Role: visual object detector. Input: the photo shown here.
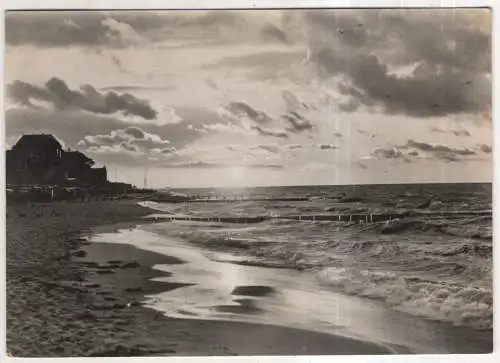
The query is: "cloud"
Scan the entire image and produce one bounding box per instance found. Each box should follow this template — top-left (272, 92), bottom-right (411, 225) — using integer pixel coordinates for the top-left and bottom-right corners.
top-left (198, 123), bottom-right (245, 134)
top-left (318, 144), bottom-right (337, 150)
top-left (162, 161), bottom-right (284, 169)
top-left (405, 139), bottom-right (476, 157)
top-left (287, 144), bottom-right (303, 150)
top-left (5, 108), bottom-right (201, 153)
top-left (101, 17), bottom-right (147, 46)
top-left (252, 144), bottom-right (280, 154)
top-left (6, 12), bottom-right (149, 48)
top-left (283, 112), bottom-right (314, 132)
top-left (225, 102), bottom-right (273, 124)
top-left (8, 78), bottom-right (158, 120)
top-left (479, 144), bottom-right (492, 154)
top-left (251, 125), bottom-right (288, 138)
top-left (338, 98), bottom-right (361, 112)
top-left (357, 129), bottom-right (376, 137)
top-left (6, 11), bottom-right (291, 48)
top-left (356, 161), bottom-right (368, 169)
top-left (371, 147), bottom-right (406, 159)
top-left (431, 126), bottom-right (471, 137)
top-left (367, 139), bottom-right (479, 163)
top-left (77, 127), bottom-right (173, 158)
top-left (99, 85), bottom-right (174, 92)
top-left (305, 9), bottom-right (491, 117)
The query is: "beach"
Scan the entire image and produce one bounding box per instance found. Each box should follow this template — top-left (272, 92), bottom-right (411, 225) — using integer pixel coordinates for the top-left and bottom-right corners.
top-left (6, 200), bottom-right (394, 357)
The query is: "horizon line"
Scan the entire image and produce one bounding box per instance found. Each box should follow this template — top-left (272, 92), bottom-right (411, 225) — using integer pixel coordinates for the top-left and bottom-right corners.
top-left (160, 180), bottom-right (492, 190)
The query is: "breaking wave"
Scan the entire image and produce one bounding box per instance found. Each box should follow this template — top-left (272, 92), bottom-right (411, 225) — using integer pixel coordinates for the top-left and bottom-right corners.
top-left (141, 183), bottom-right (492, 331)
top-left (315, 267), bottom-right (492, 330)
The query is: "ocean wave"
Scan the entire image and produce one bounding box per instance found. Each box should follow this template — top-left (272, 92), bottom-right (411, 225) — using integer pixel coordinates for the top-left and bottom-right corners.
top-left (375, 217), bottom-right (492, 240)
top-left (141, 184), bottom-right (492, 332)
top-left (315, 267), bottom-right (492, 330)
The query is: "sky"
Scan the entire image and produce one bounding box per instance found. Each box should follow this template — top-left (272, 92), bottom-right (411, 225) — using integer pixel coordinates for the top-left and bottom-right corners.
top-left (4, 9), bottom-right (492, 188)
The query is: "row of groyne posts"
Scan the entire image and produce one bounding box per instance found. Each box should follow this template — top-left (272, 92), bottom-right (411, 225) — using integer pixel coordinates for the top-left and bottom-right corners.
top-left (146, 210), bottom-right (492, 225)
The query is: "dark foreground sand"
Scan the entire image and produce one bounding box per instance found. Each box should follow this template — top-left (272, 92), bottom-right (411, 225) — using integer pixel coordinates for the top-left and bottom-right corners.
top-left (6, 200), bottom-right (394, 357)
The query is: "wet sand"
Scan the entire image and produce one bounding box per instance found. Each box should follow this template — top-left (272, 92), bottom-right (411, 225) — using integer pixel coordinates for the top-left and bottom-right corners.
top-left (87, 223), bottom-right (494, 355)
top-left (6, 200), bottom-right (393, 356)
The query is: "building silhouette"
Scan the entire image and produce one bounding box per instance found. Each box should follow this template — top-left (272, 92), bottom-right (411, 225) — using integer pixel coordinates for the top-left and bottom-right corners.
top-left (6, 134), bottom-right (108, 186)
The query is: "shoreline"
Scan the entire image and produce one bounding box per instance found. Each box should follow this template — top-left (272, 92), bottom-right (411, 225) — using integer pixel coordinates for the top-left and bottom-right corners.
top-left (6, 200), bottom-right (395, 356)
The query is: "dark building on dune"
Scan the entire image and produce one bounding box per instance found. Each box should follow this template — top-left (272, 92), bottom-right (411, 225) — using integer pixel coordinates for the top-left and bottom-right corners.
top-left (6, 134), bottom-right (108, 186)
top-left (61, 150), bottom-right (107, 185)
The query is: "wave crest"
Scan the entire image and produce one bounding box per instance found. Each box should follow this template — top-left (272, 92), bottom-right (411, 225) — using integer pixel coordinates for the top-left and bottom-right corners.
top-left (315, 267), bottom-right (492, 330)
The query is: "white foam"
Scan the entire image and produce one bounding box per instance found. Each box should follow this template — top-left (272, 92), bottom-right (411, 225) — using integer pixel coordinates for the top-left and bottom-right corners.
top-left (316, 267), bottom-right (492, 330)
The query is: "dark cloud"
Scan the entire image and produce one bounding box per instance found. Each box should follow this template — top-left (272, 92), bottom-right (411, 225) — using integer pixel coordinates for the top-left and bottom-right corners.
top-left (226, 102), bottom-right (273, 124)
top-left (6, 10), bottom-right (291, 48)
top-left (283, 112), bottom-right (314, 132)
top-left (371, 147), bottom-right (406, 160)
top-left (251, 125), bottom-right (288, 138)
top-left (356, 161), bottom-right (368, 169)
top-left (123, 126), bottom-right (145, 139)
top-left (431, 126), bottom-right (471, 137)
top-left (368, 139), bottom-right (479, 163)
top-left (337, 82), bottom-right (374, 112)
top-left (338, 99), bottom-right (361, 112)
top-left (453, 130), bottom-right (471, 137)
top-left (405, 139), bottom-right (476, 156)
top-left (479, 144), bottom-right (492, 154)
top-left (306, 9), bottom-right (491, 117)
top-left (6, 11), bottom-right (148, 48)
top-left (162, 161), bottom-right (283, 169)
top-left (8, 78), bottom-right (158, 120)
top-left (319, 144), bottom-right (337, 150)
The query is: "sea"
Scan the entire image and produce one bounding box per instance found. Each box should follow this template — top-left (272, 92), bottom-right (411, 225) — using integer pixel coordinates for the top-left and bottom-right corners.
top-left (90, 182), bottom-right (493, 353)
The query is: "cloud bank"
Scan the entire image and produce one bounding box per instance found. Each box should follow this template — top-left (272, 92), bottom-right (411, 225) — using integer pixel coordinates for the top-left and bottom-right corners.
top-left (77, 127), bottom-right (174, 157)
top-left (8, 78), bottom-right (158, 120)
top-left (305, 9), bottom-right (491, 117)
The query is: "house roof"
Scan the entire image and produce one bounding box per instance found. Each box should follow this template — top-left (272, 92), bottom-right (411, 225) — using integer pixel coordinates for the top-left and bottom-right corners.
top-left (62, 150), bottom-right (95, 166)
top-left (12, 134), bottom-right (63, 152)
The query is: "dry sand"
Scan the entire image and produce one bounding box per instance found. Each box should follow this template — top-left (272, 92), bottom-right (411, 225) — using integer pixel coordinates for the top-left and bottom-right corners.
top-left (6, 200), bottom-right (394, 357)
